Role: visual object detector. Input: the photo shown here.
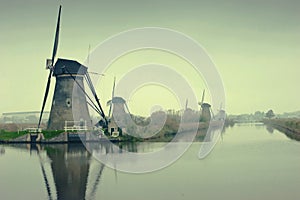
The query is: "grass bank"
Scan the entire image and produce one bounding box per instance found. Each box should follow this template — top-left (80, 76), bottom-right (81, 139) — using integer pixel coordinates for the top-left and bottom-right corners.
top-left (42, 130), bottom-right (65, 139)
top-left (0, 130), bottom-right (28, 141)
top-left (0, 130), bottom-right (65, 141)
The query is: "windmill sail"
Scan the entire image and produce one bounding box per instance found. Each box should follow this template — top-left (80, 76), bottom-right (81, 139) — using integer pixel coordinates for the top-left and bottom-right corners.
top-left (201, 89), bottom-right (205, 105)
top-left (108, 77), bottom-right (116, 118)
top-left (51, 5), bottom-right (61, 66)
top-left (185, 98), bottom-right (188, 110)
top-left (37, 6), bottom-right (62, 129)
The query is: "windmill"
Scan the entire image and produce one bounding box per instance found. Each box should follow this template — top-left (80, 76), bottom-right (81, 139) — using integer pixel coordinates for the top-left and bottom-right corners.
top-left (106, 78), bottom-right (131, 136)
top-left (198, 89), bottom-right (213, 122)
top-left (215, 102), bottom-right (226, 121)
top-left (37, 6), bottom-right (107, 131)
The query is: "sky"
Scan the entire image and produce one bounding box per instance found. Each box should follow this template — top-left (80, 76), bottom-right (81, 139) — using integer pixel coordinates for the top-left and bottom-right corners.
top-left (0, 0), bottom-right (299, 116)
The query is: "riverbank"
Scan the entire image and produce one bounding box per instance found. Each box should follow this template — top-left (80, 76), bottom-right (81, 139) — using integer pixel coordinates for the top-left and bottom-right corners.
top-left (0, 119), bottom-right (230, 144)
top-left (263, 118), bottom-right (300, 141)
top-left (0, 122), bottom-right (219, 144)
top-left (0, 131), bottom-right (107, 144)
top-left (0, 129), bottom-right (208, 144)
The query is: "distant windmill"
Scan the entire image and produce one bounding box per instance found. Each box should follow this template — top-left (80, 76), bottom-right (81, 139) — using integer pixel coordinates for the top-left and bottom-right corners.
top-left (106, 78), bottom-right (131, 136)
top-left (198, 89), bottom-right (212, 122)
top-left (215, 102), bottom-right (226, 121)
top-left (37, 6), bottom-right (107, 131)
top-left (185, 99), bottom-right (189, 110)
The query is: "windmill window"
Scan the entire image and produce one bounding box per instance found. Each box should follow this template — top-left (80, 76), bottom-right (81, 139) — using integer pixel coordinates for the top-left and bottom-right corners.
top-left (66, 98), bottom-right (71, 108)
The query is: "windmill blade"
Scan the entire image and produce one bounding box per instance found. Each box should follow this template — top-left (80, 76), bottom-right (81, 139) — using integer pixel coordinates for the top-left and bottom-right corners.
top-left (112, 76), bottom-right (116, 98)
top-left (210, 107), bottom-right (215, 119)
top-left (51, 5), bottom-right (62, 66)
top-left (87, 44), bottom-right (91, 64)
top-left (37, 150), bottom-right (54, 200)
top-left (200, 89), bottom-right (205, 105)
top-left (37, 6), bottom-right (62, 129)
top-left (108, 101), bottom-right (112, 118)
top-left (37, 72), bottom-right (53, 129)
top-left (87, 163), bottom-right (105, 200)
top-left (108, 77), bottom-right (116, 118)
top-left (73, 69), bottom-right (107, 124)
top-left (125, 102), bottom-right (132, 116)
top-left (185, 98), bottom-right (188, 110)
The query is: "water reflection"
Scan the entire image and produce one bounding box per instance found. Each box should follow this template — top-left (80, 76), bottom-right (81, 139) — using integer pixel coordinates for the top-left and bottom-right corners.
top-left (0, 146), bottom-right (4, 155)
top-left (198, 125), bottom-right (224, 159)
top-left (1, 124), bottom-right (300, 200)
top-left (81, 124), bottom-right (226, 173)
top-left (266, 125), bottom-right (274, 134)
top-left (45, 144), bottom-right (92, 200)
top-left (26, 143), bottom-right (106, 200)
top-left (27, 142), bottom-right (142, 200)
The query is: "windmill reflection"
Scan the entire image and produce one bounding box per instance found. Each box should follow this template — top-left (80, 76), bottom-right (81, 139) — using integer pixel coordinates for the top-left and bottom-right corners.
top-left (0, 147), bottom-right (5, 155)
top-left (35, 144), bottom-right (106, 200)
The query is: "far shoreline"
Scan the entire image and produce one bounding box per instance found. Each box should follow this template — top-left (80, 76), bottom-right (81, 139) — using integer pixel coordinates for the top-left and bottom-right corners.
top-left (263, 118), bottom-right (300, 141)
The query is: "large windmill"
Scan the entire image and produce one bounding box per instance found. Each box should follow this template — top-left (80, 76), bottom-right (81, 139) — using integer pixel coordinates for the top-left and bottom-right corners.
top-left (37, 6), bottom-right (106, 131)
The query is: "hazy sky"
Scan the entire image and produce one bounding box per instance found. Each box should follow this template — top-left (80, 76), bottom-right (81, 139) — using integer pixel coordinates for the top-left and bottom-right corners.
top-left (0, 0), bottom-right (299, 116)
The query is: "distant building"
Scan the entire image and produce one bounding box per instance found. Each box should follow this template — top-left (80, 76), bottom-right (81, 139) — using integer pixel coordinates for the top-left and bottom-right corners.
top-left (1, 111), bottom-right (50, 124)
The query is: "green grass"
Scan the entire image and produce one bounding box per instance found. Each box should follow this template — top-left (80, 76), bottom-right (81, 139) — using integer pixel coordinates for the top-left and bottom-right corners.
top-left (42, 130), bottom-right (65, 139)
top-left (0, 130), bottom-right (28, 141)
top-left (0, 129), bottom-right (65, 141)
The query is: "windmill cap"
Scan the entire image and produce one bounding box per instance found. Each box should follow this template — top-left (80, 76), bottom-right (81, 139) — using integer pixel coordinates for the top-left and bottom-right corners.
top-left (201, 103), bottom-right (211, 107)
top-left (107, 97), bottom-right (126, 105)
top-left (53, 58), bottom-right (87, 76)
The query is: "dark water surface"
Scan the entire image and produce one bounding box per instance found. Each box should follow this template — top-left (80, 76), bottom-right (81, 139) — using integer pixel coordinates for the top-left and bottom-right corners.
top-left (1, 123), bottom-right (300, 200)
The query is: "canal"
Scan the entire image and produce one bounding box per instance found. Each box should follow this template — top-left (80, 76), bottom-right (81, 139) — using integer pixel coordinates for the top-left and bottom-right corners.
top-left (1, 123), bottom-right (300, 200)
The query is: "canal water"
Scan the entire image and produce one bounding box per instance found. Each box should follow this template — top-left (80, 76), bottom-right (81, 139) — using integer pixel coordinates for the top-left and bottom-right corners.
top-left (1, 123), bottom-right (300, 200)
